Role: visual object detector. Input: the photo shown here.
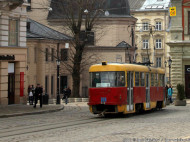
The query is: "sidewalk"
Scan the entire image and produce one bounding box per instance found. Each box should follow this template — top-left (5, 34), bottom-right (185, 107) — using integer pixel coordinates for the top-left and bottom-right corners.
top-left (0, 104), bottom-right (64, 118)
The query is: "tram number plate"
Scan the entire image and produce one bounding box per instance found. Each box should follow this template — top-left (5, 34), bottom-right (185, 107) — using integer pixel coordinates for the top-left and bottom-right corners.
top-left (101, 97), bottom-right (107, 104)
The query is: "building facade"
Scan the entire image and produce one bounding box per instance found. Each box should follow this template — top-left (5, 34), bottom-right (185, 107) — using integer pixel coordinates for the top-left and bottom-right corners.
top-left (167, 0), bottom-right (190, 98)
top-left (27, 0), bottom-right (137, 97)
top-left (131, 0), bottom-right (171, 83)
top-left (0, 0), bottom-right (28, 105)
top-left (26, 19), bottom-right (72, 101)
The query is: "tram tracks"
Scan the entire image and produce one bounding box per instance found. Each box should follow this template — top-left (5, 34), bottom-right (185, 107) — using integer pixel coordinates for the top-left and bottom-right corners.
top-left (0, 115), bottom-right (108, 139)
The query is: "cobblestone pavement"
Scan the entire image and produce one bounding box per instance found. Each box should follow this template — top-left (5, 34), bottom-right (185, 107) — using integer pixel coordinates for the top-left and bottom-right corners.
top-left (0, 102), bottom-right (190, 142)
top-left (0, 104), bottom-right (64, 118)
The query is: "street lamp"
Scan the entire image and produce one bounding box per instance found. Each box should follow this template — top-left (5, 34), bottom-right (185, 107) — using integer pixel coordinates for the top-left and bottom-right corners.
top-left (56, 59), bottom-right (60, 104)
top-left (168, 57), bottom-right (172, 85)
top-left (164, 60), bottom-right (167, 85)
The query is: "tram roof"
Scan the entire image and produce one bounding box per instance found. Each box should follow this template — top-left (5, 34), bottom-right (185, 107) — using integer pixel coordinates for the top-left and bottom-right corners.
top-left (89, 63), bottom-right (165, 74)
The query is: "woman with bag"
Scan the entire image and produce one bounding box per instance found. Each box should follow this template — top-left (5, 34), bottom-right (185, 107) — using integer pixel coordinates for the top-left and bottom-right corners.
top-left (28, 85), bottom-right (33, 105)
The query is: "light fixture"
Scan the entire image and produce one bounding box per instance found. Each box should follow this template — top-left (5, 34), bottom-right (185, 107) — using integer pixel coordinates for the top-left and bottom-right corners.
top-left (56, 59), bottom-right (60, 66)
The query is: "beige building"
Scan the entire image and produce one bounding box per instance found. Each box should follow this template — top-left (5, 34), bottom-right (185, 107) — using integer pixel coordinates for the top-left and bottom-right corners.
top-left (27, 0), bottom-right (137, 97)
top-left (26, 19), bottom-right (72, 100)
top-left (0, 0), bottom-right (28, 105)
top-left (131, 0), bottom-right (171, 83)
top-left (167, 0), bottom-right (190, 98)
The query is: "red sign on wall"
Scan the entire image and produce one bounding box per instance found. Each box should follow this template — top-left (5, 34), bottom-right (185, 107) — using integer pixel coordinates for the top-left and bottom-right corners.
top-left (20, 72), bottom-right (24, 97)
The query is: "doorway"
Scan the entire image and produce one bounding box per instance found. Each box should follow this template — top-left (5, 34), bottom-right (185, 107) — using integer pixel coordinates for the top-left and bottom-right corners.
top-left (8, 73), bottom-right (15, 104)
top-left (146, 73), bottom-right (150, 108)
top-left (185, 65), bottom-right (190, 98)
top-left (60, 76), bottom-right (67, 94)
top-left (127, 71), bottom-right (134, 111)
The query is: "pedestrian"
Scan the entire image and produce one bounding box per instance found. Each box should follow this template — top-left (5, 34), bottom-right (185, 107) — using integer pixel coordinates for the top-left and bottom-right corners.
top-left (33, 84), bottom-right (43, 108)
top-left (168, 85), bottom-right (173, 103)
top-left (28, 85), bottom-right (33, 105)
top-left (62, 86), bottom-right (68, 104)
top-left (165, 84), bottom-right (169, 100)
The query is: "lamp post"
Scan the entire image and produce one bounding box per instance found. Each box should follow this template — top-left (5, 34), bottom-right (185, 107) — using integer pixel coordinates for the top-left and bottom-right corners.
top-left (56, 42), bottom-right (60, 104)
top-left (56, 59), bottom-right (60, 104)
top-left (168, 57), bottom-right (172, 85)
top-left (164, 60), bottom-right (167, 85)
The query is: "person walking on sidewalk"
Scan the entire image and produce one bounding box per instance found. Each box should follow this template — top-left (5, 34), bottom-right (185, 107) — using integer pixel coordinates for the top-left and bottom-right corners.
top-left (168, 85), bottom-right (173, 103)
top-left (33, 84), bottom-right (43, 108)
top-left (28, 85), bottom-right (33, 105)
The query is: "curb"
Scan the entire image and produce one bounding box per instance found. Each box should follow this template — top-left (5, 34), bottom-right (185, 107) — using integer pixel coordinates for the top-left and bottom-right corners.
top-left (0, 106), bottom-right (64, 118)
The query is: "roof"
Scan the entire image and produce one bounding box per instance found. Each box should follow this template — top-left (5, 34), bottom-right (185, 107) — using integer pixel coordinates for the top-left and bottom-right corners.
top-left (27, 19), bottom-right (72, 40)
top-left (89, 63), bottom-right (165, 73)
top-left (128, 0), bottom-right (146, 11)
top-left (48, 0), bottom-right (132, 20)
top-left (116, 41), bottom-right (132, 48)
top-left (139, 0), bottom-right (170, 11)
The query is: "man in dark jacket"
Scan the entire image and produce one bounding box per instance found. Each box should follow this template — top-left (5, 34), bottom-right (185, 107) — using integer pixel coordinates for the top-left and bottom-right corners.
top-left (34, 84), bottom-right (43, 108)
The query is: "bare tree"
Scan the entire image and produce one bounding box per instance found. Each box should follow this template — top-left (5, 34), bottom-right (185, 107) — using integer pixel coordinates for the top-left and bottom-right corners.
top-left (45, 0), bottom-right (107, 97)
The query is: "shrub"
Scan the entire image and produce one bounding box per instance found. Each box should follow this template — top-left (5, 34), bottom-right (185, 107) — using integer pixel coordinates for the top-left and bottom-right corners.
top-left (176, 84), bottom-right (185, 100)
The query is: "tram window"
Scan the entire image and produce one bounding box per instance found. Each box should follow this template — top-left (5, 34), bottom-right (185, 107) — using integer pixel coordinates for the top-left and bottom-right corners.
top-left (151, 73), bottom-right (154, 86)
top-left (91, 72), bottom-right (101, 87)
top-left (90, 71), bottom-right (125, 88)
top-left (155, 74), bottom-right (158, 86)
top-left (140, 72), bottom-right (145, 86)
top-left (160, 74), bottom-right (165, 87)
top-left (135, 72), bottom-right (140, 86)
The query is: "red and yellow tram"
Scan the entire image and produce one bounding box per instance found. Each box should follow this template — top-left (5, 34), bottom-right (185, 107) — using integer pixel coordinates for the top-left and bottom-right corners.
top-left (88, 62), bottom-right (166, 115)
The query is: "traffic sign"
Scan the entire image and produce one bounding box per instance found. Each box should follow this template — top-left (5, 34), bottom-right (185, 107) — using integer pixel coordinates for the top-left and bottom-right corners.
top-left (170, 7), bottom-right (176, 16)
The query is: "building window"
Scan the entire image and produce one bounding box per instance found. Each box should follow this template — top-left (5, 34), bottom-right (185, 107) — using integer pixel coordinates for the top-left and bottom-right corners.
top-left (51, 75), bottom-right (54, 96)
top-left (45, 48), bottom-right (48, 61)
top-left (9, 19), bottom-right (18, 46)
top-left (142, 57), bottom-right (149, 63)
top-left (45, 76), bottom-right (49, 94)
top-left (156, 57), bottom-right (162, 67)
top-left (143, 22), bottom-right (149, 31)
top-left (51, 48), bottom-right (54, 61)
top-left (27, 0), bottom-right (31, 11)
top-left (79, 31), bottom-right (95, 45)
top-left (143, 39), bottom-right (149, 49)
top-left (156, 39), bottom-right (162, 49)
top-left (61, 49), bottom-right (68, 61)
top-left (155, 22), bottom-right (162, 31)
top-left (34, 47), bottom-right (37, 63)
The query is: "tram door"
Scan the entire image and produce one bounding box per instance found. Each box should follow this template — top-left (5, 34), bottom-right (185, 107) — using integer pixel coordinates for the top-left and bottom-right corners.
top-left (127, 72), bottom-right (134, 111)
top-left (146, 73), bottom-right (150, 108)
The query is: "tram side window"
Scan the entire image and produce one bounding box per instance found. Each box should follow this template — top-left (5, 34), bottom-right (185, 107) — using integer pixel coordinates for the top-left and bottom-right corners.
top-left (135, 72), bottom-right (140, 86)
top-left (91, 72), bottom-right (101, 87)
top-left (160, 74), bottom-right (165, 87)
top-left (117, 72), bottom-right (125, 87)
top-left (151, 73), bottom-right (154, 86)
top-left (155, 74), bottom-right (158, 86)
top-left (90, 71), bottom-right (125, 88)
top-left (140, 72), bottom-right (145, 86)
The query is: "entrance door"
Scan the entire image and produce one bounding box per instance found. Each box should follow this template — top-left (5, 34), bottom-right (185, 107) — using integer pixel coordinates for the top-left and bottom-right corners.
top-left (146, 73), bottom-right (150, 108)
top-left (185, 65), bottom-right (190, 99)
top-left (127, 72), bottom-right (134, 111)
top-left (185, 74), bottom-right (190, 98)
top-left (60, 76), bottom-right (67, 94)
top-left (8, 73), bottom-right (15, 104)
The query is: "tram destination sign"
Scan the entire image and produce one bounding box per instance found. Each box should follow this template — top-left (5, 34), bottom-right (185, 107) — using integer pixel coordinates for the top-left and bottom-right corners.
top-left (0, 55), bottom-right (15, 60)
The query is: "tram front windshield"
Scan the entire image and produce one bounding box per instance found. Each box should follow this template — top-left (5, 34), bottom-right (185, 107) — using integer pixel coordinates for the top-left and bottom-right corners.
top-left (90, 71), bottom-right (125, 88)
